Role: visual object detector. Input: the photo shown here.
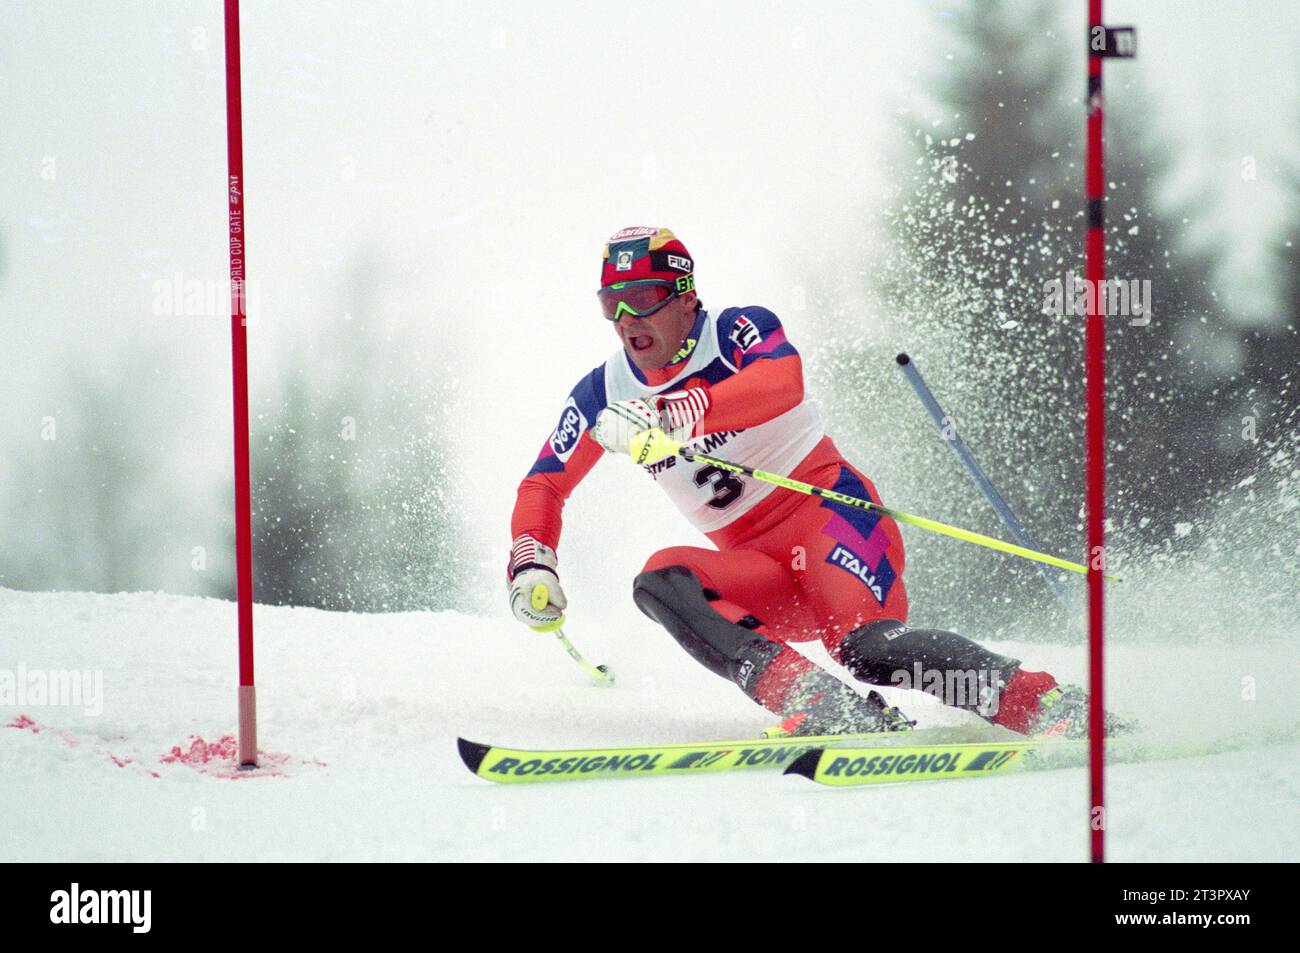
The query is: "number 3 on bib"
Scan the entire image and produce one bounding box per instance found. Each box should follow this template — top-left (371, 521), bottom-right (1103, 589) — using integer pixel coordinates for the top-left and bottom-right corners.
top-left (694, 463), bottom-right (745, 510)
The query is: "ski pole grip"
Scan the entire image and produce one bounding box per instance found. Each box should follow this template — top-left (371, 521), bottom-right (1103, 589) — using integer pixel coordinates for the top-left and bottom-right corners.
top-left (629, 427), bottom-right (682, 466)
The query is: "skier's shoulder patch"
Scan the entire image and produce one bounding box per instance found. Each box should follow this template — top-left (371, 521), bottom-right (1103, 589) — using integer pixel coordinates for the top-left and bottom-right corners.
top-left (729, 314), bottom-right (762, 353)
top-left (548, 399), bottom-right (586, 463)
top-left (717, 306), bottom-right (793, 367)
top-left (547, 364), bottom-right (605, 462)
top-left (719, 306), bottom-right (780, 346)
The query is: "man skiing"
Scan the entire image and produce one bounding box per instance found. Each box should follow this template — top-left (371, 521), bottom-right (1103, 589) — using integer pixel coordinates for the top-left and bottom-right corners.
top-left (507, 226), bottom-right (1102, 738)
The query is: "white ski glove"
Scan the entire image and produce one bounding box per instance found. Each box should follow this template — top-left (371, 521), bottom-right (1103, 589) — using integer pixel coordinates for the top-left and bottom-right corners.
top-left (507, 534), bottom-right (567, 631)
top-left (591, 399), bottom-right (659, 455)
top-left (591, 389), bottom-right (711, 456)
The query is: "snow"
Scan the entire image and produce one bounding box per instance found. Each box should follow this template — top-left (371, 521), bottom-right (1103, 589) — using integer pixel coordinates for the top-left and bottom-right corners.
top-left (2, 587), bottom-right (1296, 862)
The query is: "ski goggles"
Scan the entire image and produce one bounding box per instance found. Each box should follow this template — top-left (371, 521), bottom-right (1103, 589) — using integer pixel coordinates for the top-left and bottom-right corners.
top-left (597, 276), bottom-right (694, 322)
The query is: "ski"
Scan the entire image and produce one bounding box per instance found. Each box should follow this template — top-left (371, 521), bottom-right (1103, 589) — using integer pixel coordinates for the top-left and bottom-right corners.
top-left (781, 730), bottom-right (1283, 787)
top-left (456, 725), bottom-right (1021, 785)
top-left (783, 738), bottom-right (1082, 787)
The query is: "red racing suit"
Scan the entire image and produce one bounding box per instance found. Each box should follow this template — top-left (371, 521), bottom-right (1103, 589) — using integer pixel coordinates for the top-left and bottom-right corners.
top-left (511, 304), bottom-right (909, 661)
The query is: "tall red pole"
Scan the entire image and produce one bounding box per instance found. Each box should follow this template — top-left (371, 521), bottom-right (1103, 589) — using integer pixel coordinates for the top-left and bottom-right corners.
top-left (1084, 0), bottom-right (1106, 862)
top-left (224, 0), bottom-right (257, 768)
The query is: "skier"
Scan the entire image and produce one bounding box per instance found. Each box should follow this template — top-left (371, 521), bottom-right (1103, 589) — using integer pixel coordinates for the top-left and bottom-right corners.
top-left (507, 226), bottom-right (1108, 738)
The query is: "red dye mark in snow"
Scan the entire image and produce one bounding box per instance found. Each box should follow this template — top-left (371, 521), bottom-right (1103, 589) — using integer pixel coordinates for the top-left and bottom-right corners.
top-left (161, 735), bottom-right (240, 765)
top-left (159, 735), bottom-right (325, 780)
top-left (6, 713), bottom-right (152, 774)
top-left (6, 716), bottom-right (320, 781)
top-left (8, 713), bottom-right (77, 747)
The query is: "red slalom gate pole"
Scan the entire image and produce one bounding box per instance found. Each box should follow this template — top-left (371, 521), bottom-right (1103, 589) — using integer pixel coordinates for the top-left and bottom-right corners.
top-left (1083, 0), bottom-right (1137, 865)
top-left (1083, 6), bottom-right (1134, 864)
top-left (224, 0), bottom-right (257, 769)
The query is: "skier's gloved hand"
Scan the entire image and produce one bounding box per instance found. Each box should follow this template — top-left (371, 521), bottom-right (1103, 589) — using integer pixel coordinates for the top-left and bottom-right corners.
top-left (591, 399), bottom-right (660, 455)
top-left (507, 534), bottom-right (567, 631)
top-left (592, 388), bottom-right (711, 455)
top-left (655, 386), bottom-right (711, 441)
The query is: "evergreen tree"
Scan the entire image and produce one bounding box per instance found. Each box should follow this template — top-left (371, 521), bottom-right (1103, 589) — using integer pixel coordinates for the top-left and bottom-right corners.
top-left (811, 1), bottom-right (1280, 630)
top-left (252, 248), bottom-right (465, 612)
top-left (876, 2), bottom-right (1252, 550)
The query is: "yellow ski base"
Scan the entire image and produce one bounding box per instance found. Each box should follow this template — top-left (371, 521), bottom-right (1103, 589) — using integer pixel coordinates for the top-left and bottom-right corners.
top-left (784, 739), bottom-right (1083, 786)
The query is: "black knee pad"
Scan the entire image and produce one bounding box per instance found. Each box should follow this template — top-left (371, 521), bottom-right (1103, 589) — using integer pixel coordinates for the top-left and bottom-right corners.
top-left (632, 566), bottom-right (778, 684)
top-left (839, 619), bottom-right (1020, 687)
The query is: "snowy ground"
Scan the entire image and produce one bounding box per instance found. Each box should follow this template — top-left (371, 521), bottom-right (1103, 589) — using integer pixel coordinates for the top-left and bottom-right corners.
top-left (1, 587), bottom-right (1296, 862)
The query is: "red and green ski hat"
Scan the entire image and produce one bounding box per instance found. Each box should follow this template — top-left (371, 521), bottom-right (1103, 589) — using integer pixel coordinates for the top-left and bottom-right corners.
top-left (600, 226), bottom-right (695, 291)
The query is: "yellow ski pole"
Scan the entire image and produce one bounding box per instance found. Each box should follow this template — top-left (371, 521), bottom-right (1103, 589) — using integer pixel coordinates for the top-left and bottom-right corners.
top-left (628, 428), bottom-right (1121, 583)
top-left (526, 581), bottom-right (615, 685)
